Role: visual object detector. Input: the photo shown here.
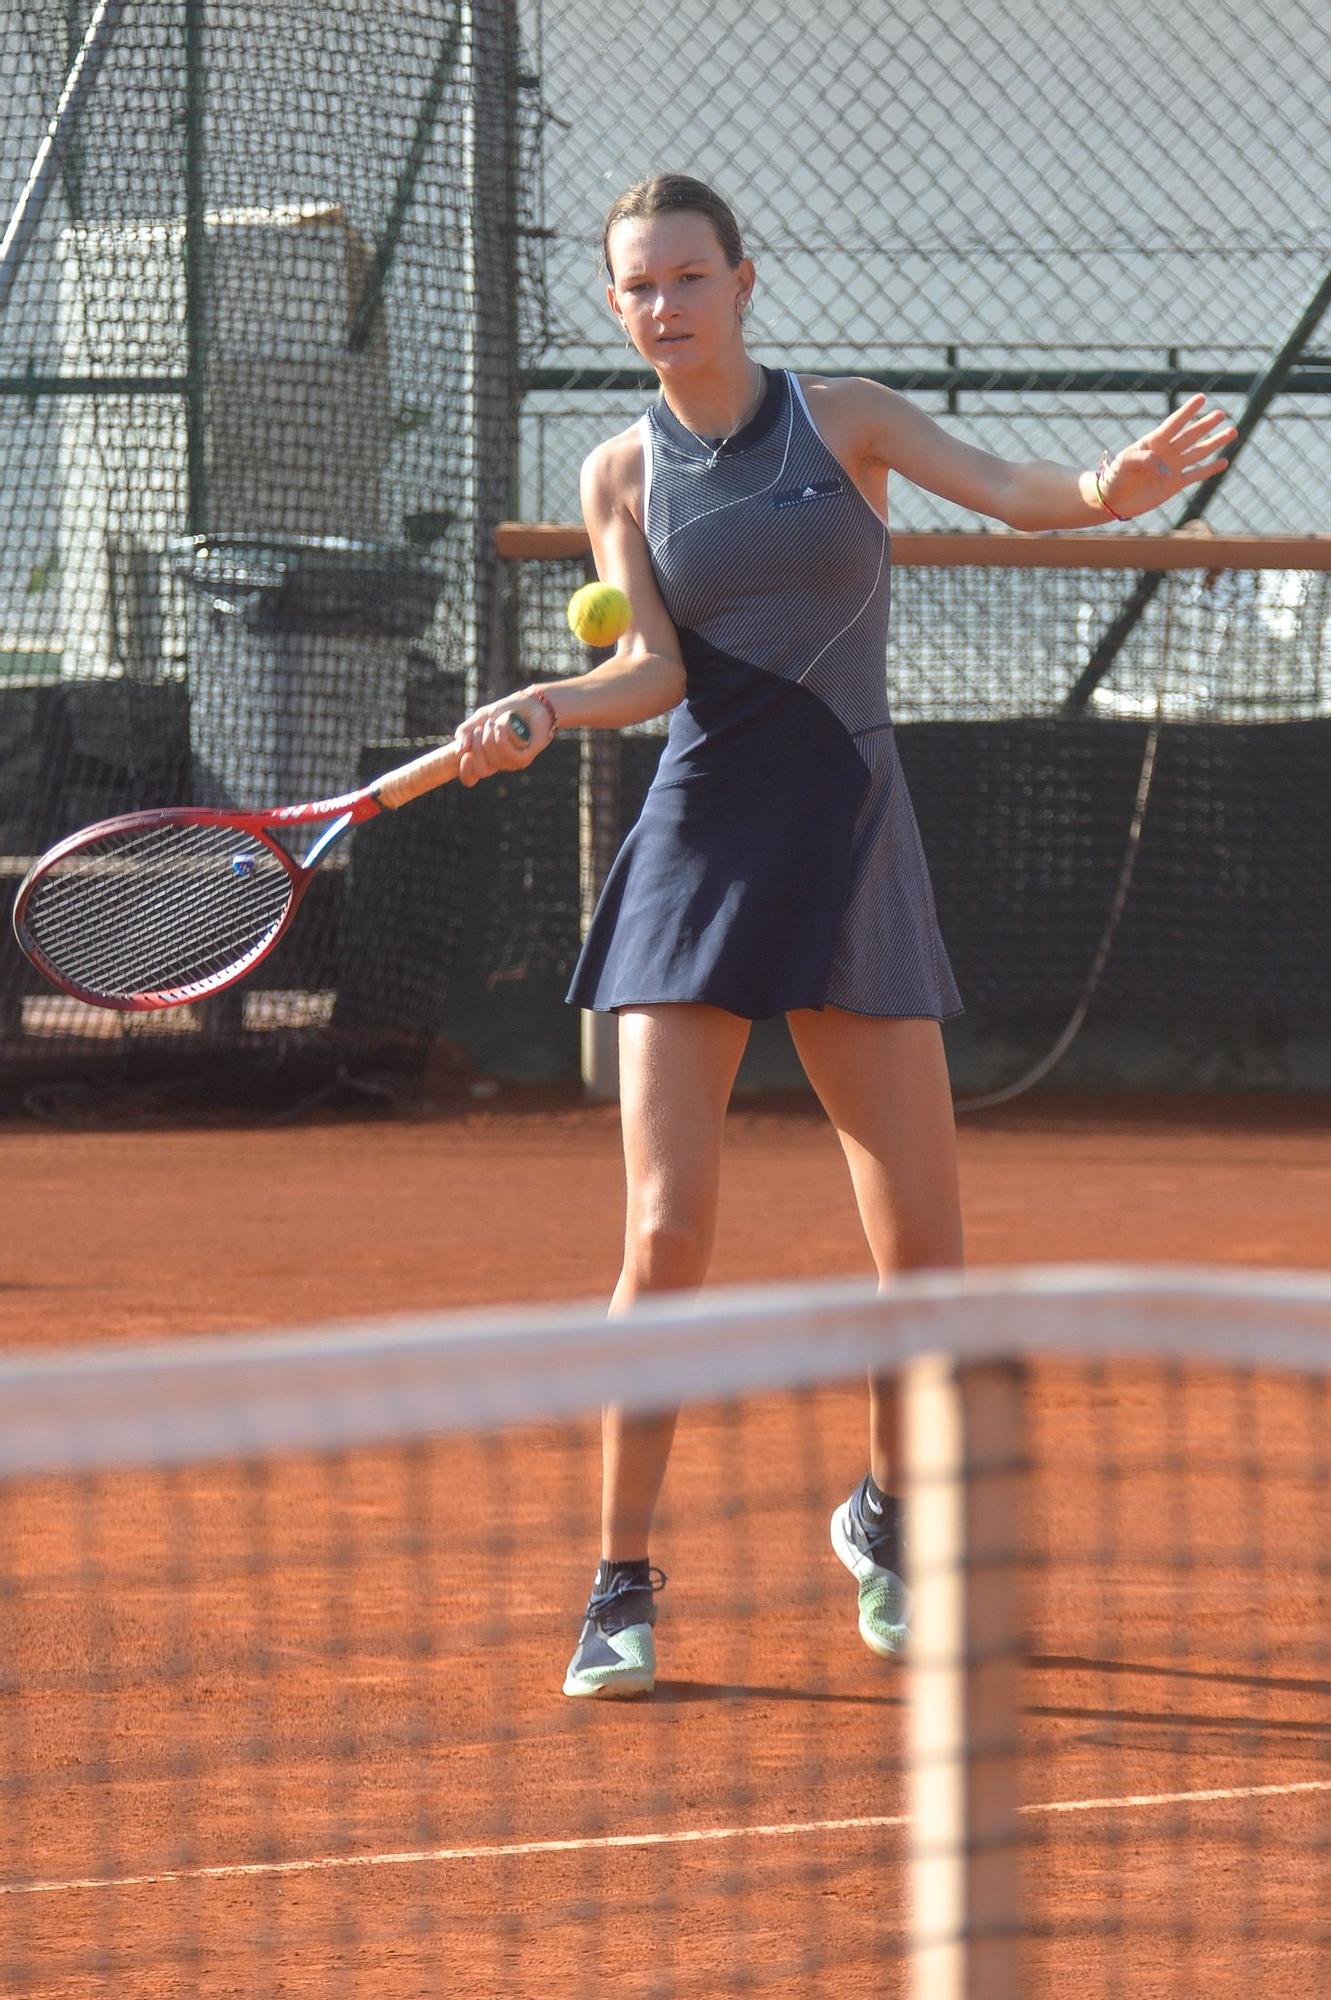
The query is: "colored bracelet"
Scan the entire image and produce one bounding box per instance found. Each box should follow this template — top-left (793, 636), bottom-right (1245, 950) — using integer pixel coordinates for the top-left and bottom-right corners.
top-left (527, 686), bottom-right (560, 739)
top-left (1095, 453), bottom-right (1127, 522)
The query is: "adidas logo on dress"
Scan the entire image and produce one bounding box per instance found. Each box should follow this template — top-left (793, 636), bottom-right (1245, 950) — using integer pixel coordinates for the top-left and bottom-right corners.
top-left (773, 475), bottom-right (845, 509)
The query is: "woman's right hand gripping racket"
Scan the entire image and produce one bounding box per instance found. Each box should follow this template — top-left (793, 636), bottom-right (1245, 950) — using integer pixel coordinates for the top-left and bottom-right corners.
top-left (11, 716), bottom-right (531, 1012)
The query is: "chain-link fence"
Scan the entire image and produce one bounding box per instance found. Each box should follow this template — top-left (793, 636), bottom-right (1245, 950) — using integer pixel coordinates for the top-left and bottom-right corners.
top-left (0, 1), bottom-right (527, 1099)
top-left (1, 2), bottom-right (1328, 1102)
top-left (503, 0), bottom-right (1331, 1092)
top-left (517, 0), bottom-right (1331, 534)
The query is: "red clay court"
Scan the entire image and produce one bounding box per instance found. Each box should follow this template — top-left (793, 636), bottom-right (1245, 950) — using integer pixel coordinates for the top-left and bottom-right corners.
top-left (2, 1092), bottom-right (1328, 1995)
top-left (3, 0), bottom-right (1330, 1989)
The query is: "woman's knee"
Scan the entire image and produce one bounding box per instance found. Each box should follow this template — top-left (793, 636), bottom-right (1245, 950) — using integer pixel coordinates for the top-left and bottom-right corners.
top-left (622, 1207), bottom-right (713, 1290)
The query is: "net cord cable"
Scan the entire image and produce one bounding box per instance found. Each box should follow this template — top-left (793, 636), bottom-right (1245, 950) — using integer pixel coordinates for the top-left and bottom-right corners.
top-left (3, 1263), bottom-right (1331, 1484)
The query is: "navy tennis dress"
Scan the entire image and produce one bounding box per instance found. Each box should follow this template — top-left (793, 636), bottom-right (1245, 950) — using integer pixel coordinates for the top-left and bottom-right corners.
top-left (566, 368), bottom-right (961, 1022)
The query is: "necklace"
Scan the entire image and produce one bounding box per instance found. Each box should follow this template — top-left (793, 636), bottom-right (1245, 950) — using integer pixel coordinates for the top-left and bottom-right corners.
top-left (667, 364), bottom-right (767, 469)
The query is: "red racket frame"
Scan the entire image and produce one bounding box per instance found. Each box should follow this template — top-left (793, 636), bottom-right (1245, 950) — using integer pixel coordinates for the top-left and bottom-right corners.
top-left (10, 726), bottom-right (520, 1011)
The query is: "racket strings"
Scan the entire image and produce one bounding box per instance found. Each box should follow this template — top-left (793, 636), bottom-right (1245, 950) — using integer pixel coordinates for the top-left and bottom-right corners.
top-left (21, 822), bottom-right (294, 1002)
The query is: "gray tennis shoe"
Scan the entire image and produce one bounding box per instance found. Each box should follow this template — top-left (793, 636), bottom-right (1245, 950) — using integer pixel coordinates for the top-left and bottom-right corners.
top-left (830, 1480), bottom-right (911, 1660)
top-left (563, 1565), bottom-right (666, 1698)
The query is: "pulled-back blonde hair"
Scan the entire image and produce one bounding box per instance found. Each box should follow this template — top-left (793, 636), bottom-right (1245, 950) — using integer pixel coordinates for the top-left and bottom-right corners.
top-left (601, 174), bottom-right (745, 282)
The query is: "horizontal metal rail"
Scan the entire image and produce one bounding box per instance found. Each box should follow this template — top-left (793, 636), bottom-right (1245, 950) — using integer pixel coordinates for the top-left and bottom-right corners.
top-left (521, 363), bottom-right (1331, 397)
top-left (0, 371), bottom-right (185, 399)
top-left (495, 523), bottom-right (1331, 570)
top-left (7, 364), bottom-right (1327, 404)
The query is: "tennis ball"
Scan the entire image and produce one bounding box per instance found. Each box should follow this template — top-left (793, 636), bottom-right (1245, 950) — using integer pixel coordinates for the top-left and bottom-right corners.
top-left (567, 581), bottom-right (632, 647)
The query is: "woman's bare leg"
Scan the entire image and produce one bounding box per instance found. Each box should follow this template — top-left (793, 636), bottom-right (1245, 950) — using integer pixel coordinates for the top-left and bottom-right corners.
top-left (785, 1009), bottom-right (964, 1488)
top-left (601, 1002), bottom-right (751, 1555)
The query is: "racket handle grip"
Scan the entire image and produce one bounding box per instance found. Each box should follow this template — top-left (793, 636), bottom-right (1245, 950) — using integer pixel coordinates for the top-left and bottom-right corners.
top-left (372, 741), bottom-right (463, 810)
top-left (370, 712), bottom-right (532, 811)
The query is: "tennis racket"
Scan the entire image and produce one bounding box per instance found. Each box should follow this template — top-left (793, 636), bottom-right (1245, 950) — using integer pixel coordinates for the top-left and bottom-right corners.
top-left (11, 715), bottom-right (529, 1011)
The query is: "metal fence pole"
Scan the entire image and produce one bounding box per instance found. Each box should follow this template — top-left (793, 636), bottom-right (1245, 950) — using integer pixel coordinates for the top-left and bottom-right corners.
top-left (0, 0), bottom-right (128, 315)
top-left (472, 0), bottom-right (521, 706)
top-left (182, 0), bottom-right (208, 535)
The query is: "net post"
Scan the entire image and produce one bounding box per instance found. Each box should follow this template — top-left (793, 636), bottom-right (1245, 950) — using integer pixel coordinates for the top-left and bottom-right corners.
top-left (906, 1354), bottom-right (1024, 1999)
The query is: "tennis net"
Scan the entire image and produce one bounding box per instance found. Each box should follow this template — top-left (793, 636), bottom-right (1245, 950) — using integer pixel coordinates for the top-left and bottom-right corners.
top-left (2, 1265), bottom-right (1330, 1997)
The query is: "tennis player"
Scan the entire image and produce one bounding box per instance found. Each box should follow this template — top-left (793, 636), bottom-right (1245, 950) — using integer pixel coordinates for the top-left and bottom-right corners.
top-left (455, 174), bottom-right (1235, 1697)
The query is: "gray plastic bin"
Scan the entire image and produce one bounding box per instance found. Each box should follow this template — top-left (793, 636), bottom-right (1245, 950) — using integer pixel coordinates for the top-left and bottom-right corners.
top-left (172, 535), bottom-right (446, 807)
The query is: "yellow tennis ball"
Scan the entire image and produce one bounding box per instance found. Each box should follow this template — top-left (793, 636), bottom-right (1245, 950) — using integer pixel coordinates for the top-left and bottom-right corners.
top-left (567, 581), bottom-right (632, 647)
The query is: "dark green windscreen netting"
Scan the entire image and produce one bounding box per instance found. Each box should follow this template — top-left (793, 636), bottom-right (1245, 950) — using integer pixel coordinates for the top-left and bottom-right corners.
top-left (1, 2), bottom-right (1328, 1104)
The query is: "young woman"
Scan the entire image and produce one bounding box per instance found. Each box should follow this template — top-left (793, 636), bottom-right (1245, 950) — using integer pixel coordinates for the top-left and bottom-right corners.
top-left (454, 174), bottom-right (1234, 1697)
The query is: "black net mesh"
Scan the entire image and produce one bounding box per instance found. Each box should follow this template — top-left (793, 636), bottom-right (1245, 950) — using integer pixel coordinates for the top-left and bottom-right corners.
top-left (2, 1274), bottom-right (1330, 1994)
top-left (0, 1), bottom-right (526, 1103)
top-left (2, 2), bottom-right (1330, 1106)
top-left (479, 539), bottom-right (1331, 1088)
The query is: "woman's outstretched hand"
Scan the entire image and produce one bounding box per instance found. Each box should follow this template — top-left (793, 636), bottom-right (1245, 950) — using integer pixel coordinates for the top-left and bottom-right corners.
top-left (1099, 393), bottom-right (1238, 520)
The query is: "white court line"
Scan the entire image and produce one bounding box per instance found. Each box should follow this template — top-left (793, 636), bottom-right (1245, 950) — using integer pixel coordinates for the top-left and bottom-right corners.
top-left (1032, 1777), bottom-right (1331, 1816)
top-left (5, 1776), bottom-right (1331, 1899)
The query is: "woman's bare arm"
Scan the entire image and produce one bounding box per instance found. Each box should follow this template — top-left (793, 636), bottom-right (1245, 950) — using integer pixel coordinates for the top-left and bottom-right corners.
top-left (808, 376), bottom-right (1234, 531)
top-left (535, 433), bottom-right (687, 728)
top-left (453, 429), bottom-right (687, 781)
